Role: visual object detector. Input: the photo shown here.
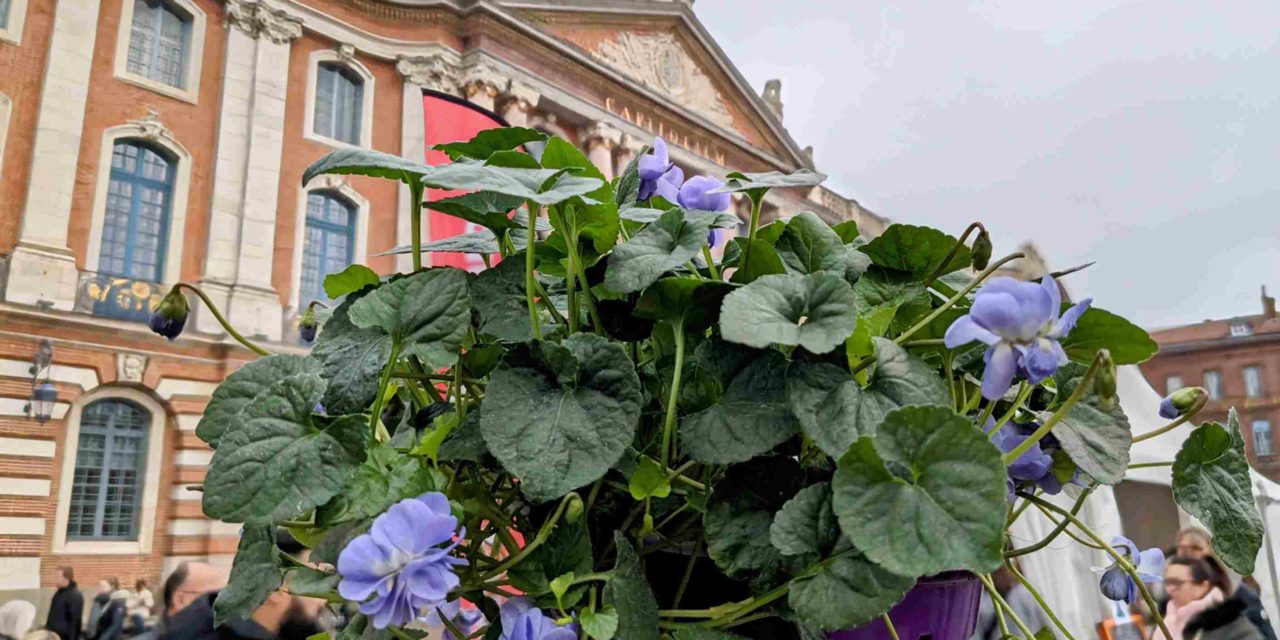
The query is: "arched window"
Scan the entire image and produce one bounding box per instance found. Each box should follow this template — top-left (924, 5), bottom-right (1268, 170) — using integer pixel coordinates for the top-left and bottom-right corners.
top-left (125, 0), bottom-right (192, 89)
top-left (67, 399), bottom-right (151, 540)
top-left (99, 140), bottom-right (175, 282)
top-left (301, 191), bottom-right (356, 304)
top-left (314, 63), bottom-right (363, 145)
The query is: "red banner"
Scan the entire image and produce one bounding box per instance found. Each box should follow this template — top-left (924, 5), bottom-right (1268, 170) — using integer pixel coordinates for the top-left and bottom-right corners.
top-left (421, 93), bottom-right (510, 271)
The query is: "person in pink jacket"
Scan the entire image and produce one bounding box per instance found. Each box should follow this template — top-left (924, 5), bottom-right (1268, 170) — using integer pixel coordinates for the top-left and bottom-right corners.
top-left (1159, 556), bottom-right (1234, 640)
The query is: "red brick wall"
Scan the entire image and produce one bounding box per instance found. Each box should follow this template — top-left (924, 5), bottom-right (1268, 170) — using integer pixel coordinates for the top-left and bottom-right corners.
top-left (1139, 337), bottom-right (1280, 479)
top-left (64, 0), bottom-right (228, 282)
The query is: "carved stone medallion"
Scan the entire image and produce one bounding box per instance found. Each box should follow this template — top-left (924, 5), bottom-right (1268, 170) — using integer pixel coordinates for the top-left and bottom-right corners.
top-left (117, 353), bottom-right (148, 383)
top-left (594, 32), bottom-right (733, 129)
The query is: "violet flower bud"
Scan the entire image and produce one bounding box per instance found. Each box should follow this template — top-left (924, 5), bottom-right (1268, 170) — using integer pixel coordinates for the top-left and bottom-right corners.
top-left (298, 305), bottom-right (319, 343)
top-left (1159, 386), bottom-right (1208, 419)
top-left (149, 286), bottom-right (190, 342)
top-left (971, 227), bottom-right (993, 270)
top-left (1094, 349), bottom-right (1117, 409)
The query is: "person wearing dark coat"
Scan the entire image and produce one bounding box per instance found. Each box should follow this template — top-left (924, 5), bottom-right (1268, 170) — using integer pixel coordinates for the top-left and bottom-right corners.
top-left (156, 590), bottom-right (327, 640)
top-left (44, 567), bottom-right (83, 640)
top-left (1233, 582), bottom-right (1276, 640)
top-left (1184, 597), bottom-right (1266, 640)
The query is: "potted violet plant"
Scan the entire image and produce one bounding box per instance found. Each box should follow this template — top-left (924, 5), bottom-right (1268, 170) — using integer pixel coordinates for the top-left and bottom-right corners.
top-left (150, 126), bottom-right (1259, 640)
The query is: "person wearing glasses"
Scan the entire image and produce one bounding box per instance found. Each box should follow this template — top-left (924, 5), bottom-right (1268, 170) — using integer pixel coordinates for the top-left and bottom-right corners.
top-left (1174, 527), bottom-right (1275, 640)
top-left (1159, 555), bottom-right (1261, 640)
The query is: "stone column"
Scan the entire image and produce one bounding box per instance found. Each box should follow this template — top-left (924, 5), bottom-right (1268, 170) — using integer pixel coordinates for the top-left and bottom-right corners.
top-left (5, 0), bottom-right (104, 310)
top-left (497, 82), bottom-right (540, 129)
top-left (395, 54), bottom-right (459, 273)
top-left (615, 133), bottom-right (644, 178)
top-left (197, 0), bottom-right (301, 341)
top-left (582, 122), bottom-right (621, 181)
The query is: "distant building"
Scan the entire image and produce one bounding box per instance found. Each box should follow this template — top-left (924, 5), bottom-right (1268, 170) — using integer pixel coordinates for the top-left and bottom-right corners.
top-left (0, 0), bottom-right (872, 609)
top-left (1139, 287), bottom-right (1280, 480)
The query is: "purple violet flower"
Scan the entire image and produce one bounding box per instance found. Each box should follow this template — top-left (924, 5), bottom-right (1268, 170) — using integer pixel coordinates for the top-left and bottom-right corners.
top-left (986, 419), bottom-right (1055, 501)
top-left (707, 228), bottom-right (721, 248)
top-left (637, 137), bottom-right (684, 203)
top-left (1097, 536), bottom-right (1164, 604)
top-left (425, 599), bottom-right (484, 640)
top-left (677, 175), bottom-right (732, 212)
top-left (498, 599), bottom-right (577, 640)
top-left (945, 275), bottom-right (1092, 400)
top-left (1159, 395), bottom-right (1179, 420)
top-left (337, 492), bottom-right (466, 629)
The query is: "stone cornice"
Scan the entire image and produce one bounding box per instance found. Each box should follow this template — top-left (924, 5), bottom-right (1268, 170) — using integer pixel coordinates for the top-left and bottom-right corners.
top-left (274, 0), bottom-right (817, 176)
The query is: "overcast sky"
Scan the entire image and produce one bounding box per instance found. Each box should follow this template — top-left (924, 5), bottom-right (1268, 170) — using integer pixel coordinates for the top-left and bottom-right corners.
top-left (695, 1), bottom-right (1279, 329)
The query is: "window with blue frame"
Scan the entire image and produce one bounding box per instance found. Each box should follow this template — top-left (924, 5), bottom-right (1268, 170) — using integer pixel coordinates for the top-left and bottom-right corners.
top-left (0, 0), bottom-right (11, 30)
top-left (126, 0), bottom-right (191, 89)
top-left (67, 399), bottom-right (150, 540)
top-left (314, 63), bottom-right (363, 145)
top-left (99, 141), bottom-right (174, 282)
top-left (301, 191), bottom-right (357, 305)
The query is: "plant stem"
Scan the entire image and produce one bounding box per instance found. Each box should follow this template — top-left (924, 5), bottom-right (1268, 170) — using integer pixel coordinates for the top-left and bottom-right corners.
top-left (672, 536), bottom-right (702, 608)
top-left (568, 247), bottom-right (604, 335)
top-left (901, 338), bottom-right (946, 348)
top-left (882, 615), bottom-right (901, 640)
top-left (980, 573), bottom-right (1035, 639)
top-left (660, 325), bottom-right (686, 469)
top-left (393, 372), bottom-right (487, 385)
top-left (477, 492), bottom-right (577, 582)
top-left (701, 245), bottom-right (721, 280)
top-left (1003, 354), bottom-right (1103, 465)
top-left (993, 383), bottom-right (1035, 431)
top-left (565, 240), bottom-right (580, 334)
top-left (1128, 461), bottom-right (1174, 469)
top-left (531, 279), bottom-right (568, 327)
top-left (525, 201), bottom-right (542, 340)
top-left (981, 573), bottom-right (1011, 637)
top-left (1005, 484), bottom-right (1096, 557)
top-left (1006, 559), bottom-right (1077, 640)
top-left (410, 180), bottom-right (425, 271)
top-left (893, 251), bottom-right (1027, 347)
top-left (1006, 493), bottom-right (1035, 527)
top-left (1030, 504), bottom-right (1106, 549)
top-left (977, 400), bottom-right (998, 432)
top-left (922, 222), bottom-right (983, 288)
top-left (740, 195), bottom-right (765, 277)
top-left (368, 339), bottom-right (401, 440)
top-left (1022, 493), bottom-right (1172, 640)
top-left (174, 283), bottom-right (271, 356)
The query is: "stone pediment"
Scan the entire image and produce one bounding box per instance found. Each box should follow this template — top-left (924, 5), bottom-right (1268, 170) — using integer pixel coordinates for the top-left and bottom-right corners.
top-left (591, 30), bottom-right (735, 131)
top-left (517, 7), bottom-right (805, 165)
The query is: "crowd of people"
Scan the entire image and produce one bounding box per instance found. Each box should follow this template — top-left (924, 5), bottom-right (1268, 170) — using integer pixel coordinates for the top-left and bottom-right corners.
top-left (0, 532), bottom-right (331, 640)
top-left (971, 527), bottom-right (1276, 640)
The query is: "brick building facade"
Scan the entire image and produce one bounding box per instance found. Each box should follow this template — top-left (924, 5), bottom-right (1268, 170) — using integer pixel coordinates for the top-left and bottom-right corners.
top-left (0, 0), bottom-right (875, 611)
top-left (1139, 288), bottom-right (1280, 480)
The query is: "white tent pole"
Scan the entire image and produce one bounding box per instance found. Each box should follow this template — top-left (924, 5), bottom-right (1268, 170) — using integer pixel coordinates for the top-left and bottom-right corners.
top-left (1256, 480), bottom-right (1280, 617)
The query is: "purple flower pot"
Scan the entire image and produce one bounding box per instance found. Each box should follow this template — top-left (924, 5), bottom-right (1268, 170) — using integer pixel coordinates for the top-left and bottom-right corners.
top-left (829, 572), bottom-right (982, 640)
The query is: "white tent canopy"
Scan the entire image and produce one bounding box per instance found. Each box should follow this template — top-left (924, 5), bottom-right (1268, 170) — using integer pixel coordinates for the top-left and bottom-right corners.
top-left (1011, 365), bottom-right (1280, 637)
